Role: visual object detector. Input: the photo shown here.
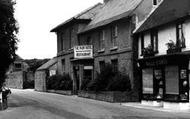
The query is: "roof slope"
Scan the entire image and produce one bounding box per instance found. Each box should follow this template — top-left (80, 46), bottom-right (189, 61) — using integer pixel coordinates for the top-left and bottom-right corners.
top-left (79, 0), bottom-right (142, 33)
top-left (51, 3), bottom-right (102, 32)
top-left (37, 58), bottom-right (57, 71)
top-left (134, 0), bottom-right (190, 33)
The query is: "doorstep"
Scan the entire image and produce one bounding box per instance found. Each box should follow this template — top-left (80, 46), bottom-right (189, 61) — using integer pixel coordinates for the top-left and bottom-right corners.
top-left (121, 101), bottom-right (190, 113)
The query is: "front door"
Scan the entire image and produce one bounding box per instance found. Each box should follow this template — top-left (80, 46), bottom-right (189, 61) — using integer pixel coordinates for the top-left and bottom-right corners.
top-left (154, 68), bottom-right (165, 100)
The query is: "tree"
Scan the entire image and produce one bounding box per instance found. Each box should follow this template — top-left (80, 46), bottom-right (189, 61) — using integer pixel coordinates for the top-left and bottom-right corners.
top-left (0, 0), bottom-right (18, 88)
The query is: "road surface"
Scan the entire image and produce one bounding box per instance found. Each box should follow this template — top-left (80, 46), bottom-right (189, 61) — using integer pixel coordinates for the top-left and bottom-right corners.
top-left (0, 89), bottom-right (190, 119)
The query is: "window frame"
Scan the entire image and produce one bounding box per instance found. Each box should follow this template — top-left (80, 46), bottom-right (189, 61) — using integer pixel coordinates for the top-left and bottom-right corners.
top-left (99, 30), bottom-right (105, 50)
top-left (176, 22), bottom-right (186, 48)
top-left (140, 33), bottom-right (144, 55)
top-left (153, 0), bottom-right (158, 6)
top-left (150, 29), bottom-right (158, 53)
top-left (111, 25), bottom-right (118, 48)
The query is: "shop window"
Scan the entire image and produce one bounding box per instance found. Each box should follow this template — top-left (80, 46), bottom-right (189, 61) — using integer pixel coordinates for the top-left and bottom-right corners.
top-left (176, 22), bottom-right (186, 48)
top-left (99, 61), bottom-right (105, 72)
top-left (142, 68), bottom-right (153, 94)
top-left (111, 59), bottom-right (118, 72)
top-left (151, 30), bottom-right (158, 53)
top-left (111, 25), bottom-right (118, 48)
top-left (165, 66), bottom-right (179, 95)
top-left (99, 30), bottom-right (105, 50)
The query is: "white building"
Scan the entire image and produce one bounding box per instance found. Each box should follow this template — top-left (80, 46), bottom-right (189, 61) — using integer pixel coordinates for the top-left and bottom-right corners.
top-left (134, 0), bottom-right (190, 110)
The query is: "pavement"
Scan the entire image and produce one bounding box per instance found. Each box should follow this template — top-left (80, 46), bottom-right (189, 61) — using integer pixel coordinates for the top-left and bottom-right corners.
top-left (0, 89), bottom-right (190, 119)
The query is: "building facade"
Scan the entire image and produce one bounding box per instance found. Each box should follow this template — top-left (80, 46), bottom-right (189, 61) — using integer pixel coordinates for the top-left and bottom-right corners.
top-left (134, 0), bottom-right (190, 109)
top-left (51, 0), bottom-right (161, 97)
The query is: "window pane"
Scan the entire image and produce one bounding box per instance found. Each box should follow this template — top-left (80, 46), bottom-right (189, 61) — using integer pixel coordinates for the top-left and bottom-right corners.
top-left (165, 66), bottom-right (179, 94)
top-left (142, 69), bottom-right (153, 94)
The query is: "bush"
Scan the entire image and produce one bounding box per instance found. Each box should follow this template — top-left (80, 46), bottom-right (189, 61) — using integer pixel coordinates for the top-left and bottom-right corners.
top-left (46, 74), bottom-right (73, 90)
top-left (86, 63), bottom-right (131, 92)
top-left (81, 78), bottom-right (91, 91)
top-left (106, 73), bottom-right (131, 92)
top-left (87, 63), bottom-right (116, 91)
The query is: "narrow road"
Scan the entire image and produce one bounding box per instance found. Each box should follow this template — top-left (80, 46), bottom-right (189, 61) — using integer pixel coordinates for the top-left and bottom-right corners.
top-left (0, 89), bottom-right (190, 119)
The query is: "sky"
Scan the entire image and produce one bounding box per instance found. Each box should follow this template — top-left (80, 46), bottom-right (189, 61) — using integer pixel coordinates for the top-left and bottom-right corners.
top-left (15, 0), bottom-right (103, 59)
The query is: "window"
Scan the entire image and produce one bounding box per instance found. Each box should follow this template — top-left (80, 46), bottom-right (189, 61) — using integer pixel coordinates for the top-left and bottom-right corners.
top-left (111, 59), bottom-right (118, 72)
top-left (68, 28), bottom-right (72, 49)
top-left (99, 61), bottom-right (105, 72)
top-left (111, 25), bottom-right (118, 47)
top-left (99, 30), bottom-right (105, 50)
top-left (62, 59), bottom-right (65, 73)
top-left (176, 22), bottom-right (185, 48)
top-left (140, 33), bottom-right (144, 55)
top-left (151, 30), bottom-right (158, 52)
top-left (14, 63), bottom-right (22, 71)
top-left (153, 0), bottom-right (158, 5)
top-left (86, 36), bottom-right (92, 45)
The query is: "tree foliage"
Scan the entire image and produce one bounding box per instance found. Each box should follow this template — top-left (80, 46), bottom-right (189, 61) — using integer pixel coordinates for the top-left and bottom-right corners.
top-left (0, 0), bottom-right (18, 88)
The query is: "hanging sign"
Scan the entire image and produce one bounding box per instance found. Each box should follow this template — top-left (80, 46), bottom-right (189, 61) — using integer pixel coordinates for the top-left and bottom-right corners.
top-left (74, 45), bottom-right (93, 59)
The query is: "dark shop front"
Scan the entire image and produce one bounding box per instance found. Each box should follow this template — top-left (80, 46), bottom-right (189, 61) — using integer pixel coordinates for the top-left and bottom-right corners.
top-left (138, 54), bottom-right (189, 104)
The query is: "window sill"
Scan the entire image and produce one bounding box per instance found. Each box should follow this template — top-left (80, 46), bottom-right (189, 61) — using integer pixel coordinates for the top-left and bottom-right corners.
top-left (110, 47), bottom-right (118, 51)
top-left (68, 47), bottom-right (74, 51)
top-left (97, 49), bottom-right (105, 53)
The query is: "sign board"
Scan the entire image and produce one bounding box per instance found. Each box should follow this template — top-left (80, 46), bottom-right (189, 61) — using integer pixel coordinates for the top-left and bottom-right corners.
top-left (74, 45), bottom-right (93, 59)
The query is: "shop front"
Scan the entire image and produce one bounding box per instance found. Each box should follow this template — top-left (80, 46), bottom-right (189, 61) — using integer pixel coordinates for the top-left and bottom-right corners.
top-left (138, 54), bottom-right (190, 109)
top-left (71, 45), bottom-right (94, 94)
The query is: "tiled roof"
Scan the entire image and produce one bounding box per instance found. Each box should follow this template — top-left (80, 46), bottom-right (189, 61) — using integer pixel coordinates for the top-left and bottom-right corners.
top-left (79, 0), bottom-right (142, 34)
top-left (51, 3), bottom-right (102, 32)
top-left (134, 0), bottom-right (190, 33)
top-left (37, 58), bottom-right (57, 71)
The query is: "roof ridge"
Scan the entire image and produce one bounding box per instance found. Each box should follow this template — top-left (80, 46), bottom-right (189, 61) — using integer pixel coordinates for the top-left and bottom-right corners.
top-left (75, 2), bottom-right (102, 19)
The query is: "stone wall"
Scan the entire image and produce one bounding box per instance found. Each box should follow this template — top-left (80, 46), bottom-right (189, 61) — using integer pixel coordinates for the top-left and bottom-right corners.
top-left (6, 71), bottom-right (24, 89)
top-left (35, 71), bottom-right (46, 92)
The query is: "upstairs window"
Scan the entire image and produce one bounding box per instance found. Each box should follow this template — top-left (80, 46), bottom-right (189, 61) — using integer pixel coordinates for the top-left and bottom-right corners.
top-left (86, 36), bottom-right (92, 45)
top-left (176, 22), bottom-right (186, 48)
top-left (140, 33), bottom-right (144, 55)
top-left (153, 0), bottom-right (158, 6)
top-left (68, 28), bottom-right (72, 49)
top-left (153, 0), bottom-right (162, 6)
top-left (99, 30), bottom-right (105, 50)
top-left (14, 63), bottom-right (22, 71)
top-left (111, 25), bottom-right (118, 48)
top-left (151, 30), bottom-right (158, 53)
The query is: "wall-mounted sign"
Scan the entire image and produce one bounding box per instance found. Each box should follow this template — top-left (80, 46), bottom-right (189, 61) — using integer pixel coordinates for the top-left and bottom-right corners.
top-left (74, 45), bottom-right (93, 59)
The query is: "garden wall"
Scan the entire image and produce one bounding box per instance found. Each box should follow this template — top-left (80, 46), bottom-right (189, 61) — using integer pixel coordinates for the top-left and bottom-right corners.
top-left (78, 91), bottom-right (139, 103)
